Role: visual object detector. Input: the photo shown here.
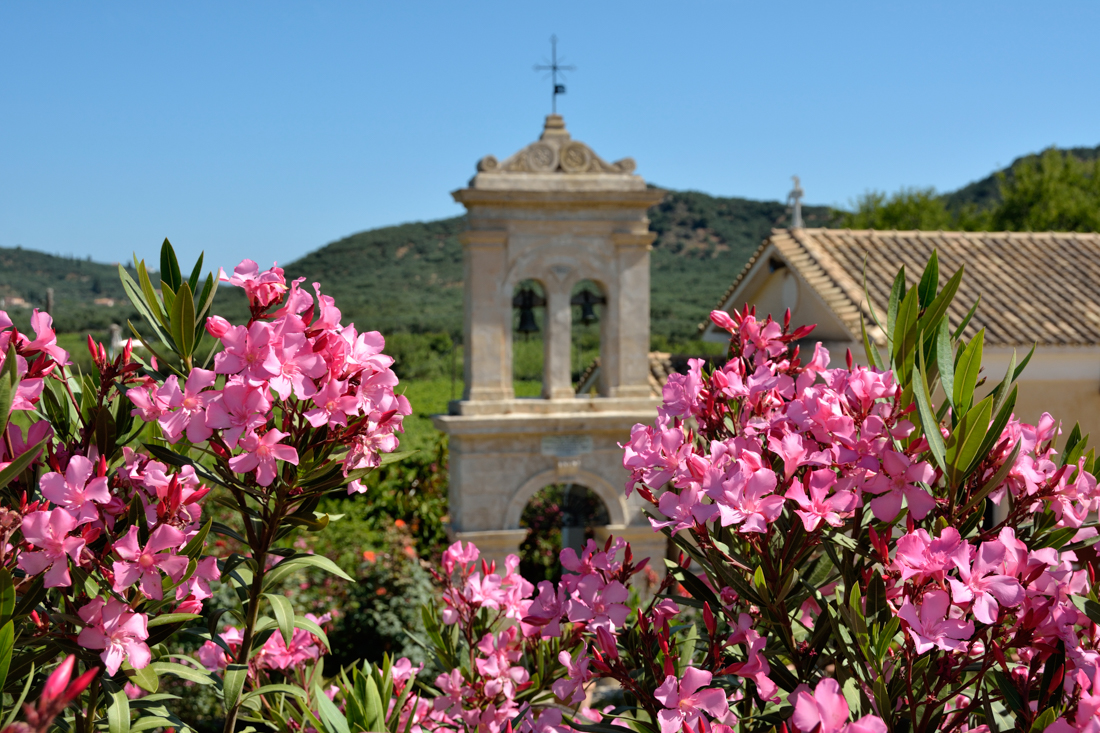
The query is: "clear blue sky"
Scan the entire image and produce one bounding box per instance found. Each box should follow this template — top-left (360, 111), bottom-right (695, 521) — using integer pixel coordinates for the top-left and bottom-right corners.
top-left (3, 2), bottom-right (1099, 270)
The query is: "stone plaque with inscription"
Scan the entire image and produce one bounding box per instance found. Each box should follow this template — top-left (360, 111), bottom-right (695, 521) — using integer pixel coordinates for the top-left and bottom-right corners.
top-left (541, 434), bottom-right (594, 457)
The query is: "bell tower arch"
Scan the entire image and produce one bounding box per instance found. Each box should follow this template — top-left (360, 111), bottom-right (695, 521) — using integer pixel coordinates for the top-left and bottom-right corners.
top-left (434, 115), bottom-right (667, 577)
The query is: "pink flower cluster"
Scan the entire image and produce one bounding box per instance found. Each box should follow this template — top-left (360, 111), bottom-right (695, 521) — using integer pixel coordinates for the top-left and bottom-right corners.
top-left (197, 613), bottom-right (331, 674)
top-left (127, 259), bottom-right (410, 489)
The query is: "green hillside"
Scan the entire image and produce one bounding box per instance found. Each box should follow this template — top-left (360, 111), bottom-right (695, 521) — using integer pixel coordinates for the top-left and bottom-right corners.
top-left (255, 190), bottom-right (836, 345)
top-left (943, 143), bottom-right (1100, 212)
top-left (0, 247), bottom-right (139, 336)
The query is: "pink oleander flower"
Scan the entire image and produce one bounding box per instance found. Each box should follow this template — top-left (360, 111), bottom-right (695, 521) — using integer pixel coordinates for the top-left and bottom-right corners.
top-left (552, 648), bottom-right (592, 704)
top-left (214, 321), bottom-right (281, 382)
top-left (203, 378), bottom-right (270, 448)
top-left (305, 378), bottom-right (359, 427)
top-left (864, 450), bottom-right (937, 521)
top-left (220, 259), bottom-right (288, 309)
top-left (112, 525), bottom-right (189, 599)
top-left (18, 508), bottom-right (85, 588)
top-left (654, 666), bottom-right (730, 733)
top-left (769, 431), bottom-right (829, 480)
top-left (893, 527), bottom-right (969, 583)
top-left (708, 464), bottom-right (784, 533)
top-left (567, 575), bottom-right (630, 631)
top-left (789, 678), bottom-right (851, 733)
top-left (128, 381), bottom-right (174, 422)
top-left (157, 369), bottom-right (217, 443)
top-left (651, 484), bottom-right (717, 534)
top-left (26, 309), bottom-right (69, 362)
top-left (442, 540), bottom-right (479, 575)
top-left (269, 332), bottom-right (327, 400)
top-left (39, 455), bottom-right (111, 524)
top-left (948, 539), bottom-right (1025, 624)
top-left (76, 597), bottom-right (151, 675)
top-left (175, 555), bottom-right (221, 601)
top-left (897, 589), bottom-right (975, 654)
top-left (523, 580), bottom-right (567, 637)
top-left (785, 468), bottom-right (856, 531)
top-left (229, 429), bottom-right (299, 486)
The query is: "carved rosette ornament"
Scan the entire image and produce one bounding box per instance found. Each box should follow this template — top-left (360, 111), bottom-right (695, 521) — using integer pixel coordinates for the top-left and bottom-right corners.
top-left (524, 143), bottom-right (558, 173)
top-left (559, 142), bottom-right (591, 173)
top-left (481, 115), bottom-right (644, 177)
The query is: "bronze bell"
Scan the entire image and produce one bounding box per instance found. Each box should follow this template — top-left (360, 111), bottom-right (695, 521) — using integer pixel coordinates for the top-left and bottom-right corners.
top-left (570, 288), bottom-right (605, 326)
top-left (513, 287), bottom-right (545, 337)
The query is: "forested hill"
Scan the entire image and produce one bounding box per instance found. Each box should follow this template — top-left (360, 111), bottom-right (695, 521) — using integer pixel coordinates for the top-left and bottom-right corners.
top-left (943, 143), bottom-right (1100, 212)
top-left (261, 191), bottom-right (836, 343)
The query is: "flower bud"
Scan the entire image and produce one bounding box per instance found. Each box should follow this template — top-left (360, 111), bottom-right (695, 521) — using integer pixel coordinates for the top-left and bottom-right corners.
top-left (42, 655), bottom-right (74, 703)
top-left (205, 316), bottom-right (231, 339)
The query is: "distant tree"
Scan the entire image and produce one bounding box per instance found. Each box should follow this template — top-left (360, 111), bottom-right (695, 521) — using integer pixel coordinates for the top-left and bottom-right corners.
top-left (841, 187), bottom-right (954, 230)
top-left (991, 147), bottom-right (1100, 231)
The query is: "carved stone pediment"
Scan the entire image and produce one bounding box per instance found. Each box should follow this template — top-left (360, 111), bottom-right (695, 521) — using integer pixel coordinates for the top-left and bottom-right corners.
top-left (476, 115), bottom-right (636, 175)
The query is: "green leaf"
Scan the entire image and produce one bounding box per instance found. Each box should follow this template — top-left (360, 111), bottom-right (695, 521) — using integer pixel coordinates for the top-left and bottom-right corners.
top-left (135, 259), bottom-right (170, 332)
top-left (160, 238), bottom-right (182, 292)
top-left (0, 569), bottom-right (16, 625)
top-left (945, 396), bottom-right (993, 488)
top-left (0, 437), bottom-right (46, 491)
top-left (0, 621), bottom-right (13, 693)
top-left (223, 663), bottom-right (248, 709)
top-left (127, 661), bottom-right (159, 694)
top-left (886, 267), bottom-right (906, 352)
top-left (915, 265), bottom-right (964, 341)
top-left (913, 349), bottom-right (947, 472)
top-left (364, 676), bottom-right (385, 733)
top-left (861, 316), bottom-right (885, 371)
top-left (146, 613), bottom-right (202, 628)
top-left (315, 687), bottom-right (352, 733)
top-left (240, 682), bottom-right (310, 704)
top-left (953, 330), bottom-right (985, 416)
top-left (2, 663), bottom-right (34, 729)
top-left (953, 295), bottom-right (981, 340)
top-left (108, 687), bottom-right (131, 733)
top-left (0, 345), bottom-right (17, 437)
top-left (1084, 600), bottom-right (1100, 626)
top-left (936, 319), bottom-right (954, 412)
top-left (264, 593), bottom-right (295, 646)
top-left (172, 280), bottom-right (196, 358)
top-left (149, 661), bottom-right (217, 686)
top-left (916, 250), bottom-right (939, 309)
top-left (892, 286), bottom-right (920, 364)
top-left (261, 554), bottom-right (353, 590)
top-left (187, 252), bottom-right (205, 295)
top-left (119, 266), bottom-right (172, 348)
top-left (180, 519), bottom-right (212, 560)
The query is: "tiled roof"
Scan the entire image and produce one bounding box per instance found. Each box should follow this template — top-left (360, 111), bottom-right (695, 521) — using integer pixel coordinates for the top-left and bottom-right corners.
top-left (715, 228), bottom-right (1100, 348)
top-left (576, 352), bottom-right (673, 397)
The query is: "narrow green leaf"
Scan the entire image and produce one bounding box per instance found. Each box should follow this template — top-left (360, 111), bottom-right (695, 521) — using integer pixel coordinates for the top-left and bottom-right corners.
top-left (149, 661), bottom-right (218, 686)
top-left (136, 259), bottom-right (170, 331)
top-left (187, 252), bottom-right (205, 295)
top-left (172, 281), bottom-right (196, 358)
top-left (916, 266), bottom-right (964, 340)
top-left (886, 267), bottom-right (906, 353)
top-left (146, 613), bottom-right (202, 628)
top-left (861, 316), bottom-right (885, 371)
top-left (160, 238), bottom-right (182, 292)
top-left (223, 663), bottom-right (248, 708)
top-left (946, 396), bottom-right (993, 487)
top-left (913, 348), bottom-right (947, 472)
top-left (315, 687), bottom-right (352, 733)
top-left (0, 569), bottom-right (14, 625)
top-left (240, 682), bottom-right (310, 703)
top-left (935, 318), bottom-right (954, 412)
top-left (916, 250), bottom-right (939, 309)
top-left (2, 663), bottom-right (34, 729)
top-left (959, 443), bottom-right (1021, 517)
top-left (264, 593), bottom-right (295, 646)
top-left (0, 621), bottom-right (13, 693)
top-left (108, 688), bottom-right (131, 733)
top-left (0, 345), bottom-right (17, 436)
top-left (953, 330), bottom-right (985, 415)
top-left (363, 676), bottom-right (385, 733)
top-left (953, 295), bottom-right (981, 340)
top-left (892, 286), bottom-right (920, 364)
top-left (0, 438), bottom-right (46, 491)
top-left (127, 661), bottom-right (159, 693)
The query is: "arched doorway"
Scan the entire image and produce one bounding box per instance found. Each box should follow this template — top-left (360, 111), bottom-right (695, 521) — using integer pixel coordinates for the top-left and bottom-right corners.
top-left (518, 484), bottom-right (611, 584)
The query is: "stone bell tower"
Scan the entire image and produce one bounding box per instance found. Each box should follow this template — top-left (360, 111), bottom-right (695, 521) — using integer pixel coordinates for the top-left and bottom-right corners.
top-left (434, 115), bottom-right (667, 574)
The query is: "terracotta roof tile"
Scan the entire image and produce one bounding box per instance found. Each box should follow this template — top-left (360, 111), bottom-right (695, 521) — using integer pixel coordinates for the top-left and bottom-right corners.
top-left (723, 229), bottom-right (1100, 348)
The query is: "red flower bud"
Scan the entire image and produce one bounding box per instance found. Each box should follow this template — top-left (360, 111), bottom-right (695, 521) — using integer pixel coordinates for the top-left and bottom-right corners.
top-left (42, 656), bottom-right (75, 703)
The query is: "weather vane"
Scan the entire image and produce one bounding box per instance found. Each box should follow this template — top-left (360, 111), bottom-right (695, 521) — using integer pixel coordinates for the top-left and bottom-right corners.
top-left (534, 35), bottom-right (575, 114)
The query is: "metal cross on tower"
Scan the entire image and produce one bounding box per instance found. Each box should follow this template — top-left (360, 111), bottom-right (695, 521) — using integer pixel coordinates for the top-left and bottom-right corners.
top-left (534, 35), bottom-right (575, 114)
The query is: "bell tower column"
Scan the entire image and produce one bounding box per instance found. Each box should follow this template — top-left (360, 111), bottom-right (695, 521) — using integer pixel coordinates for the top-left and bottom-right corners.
top-left (461, 231), bottom-right (513, 402)
top-left (542, 285), bottom-right (574, 400)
